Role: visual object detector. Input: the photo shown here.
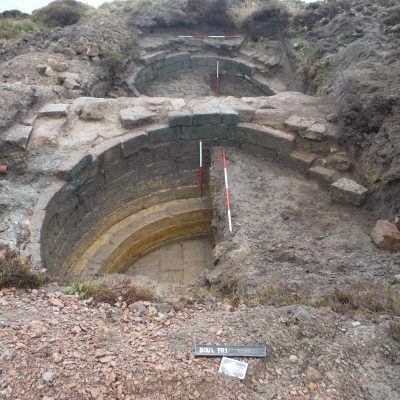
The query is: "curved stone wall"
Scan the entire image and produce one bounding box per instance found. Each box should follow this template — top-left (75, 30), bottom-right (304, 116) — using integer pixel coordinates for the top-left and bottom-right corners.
top-left (133, 53), bottom-right (275, 96)
top-left (29, 104), bottom-right (360, 277)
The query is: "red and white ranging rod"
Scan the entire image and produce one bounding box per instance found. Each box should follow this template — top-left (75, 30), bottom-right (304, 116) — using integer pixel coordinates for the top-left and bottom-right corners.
top-left (222, 149), bottom-right (233, 233)
top-left (179, 35), bottom-right (241, 39)
top-left (216, 61), bottom-right (219, 97)
top-left (199, 140), bottom-right (203, 197)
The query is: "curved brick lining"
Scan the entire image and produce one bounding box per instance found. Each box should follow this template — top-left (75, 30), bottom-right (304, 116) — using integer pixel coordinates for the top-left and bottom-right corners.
top-left (133, 53), bottom-right (274, 96)
top-left (30, 105), bottom-right (358, 276)
top-left (68, 198), bottom-right (212, 277)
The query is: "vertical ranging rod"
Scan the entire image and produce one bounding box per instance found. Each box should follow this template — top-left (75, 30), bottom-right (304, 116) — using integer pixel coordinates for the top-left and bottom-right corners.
top-left (216, 61), bottom-right (220, 97)
top-left (222, 149), bottom-right (232, 233)
top-left (199, 140), bottom-right (203, 197)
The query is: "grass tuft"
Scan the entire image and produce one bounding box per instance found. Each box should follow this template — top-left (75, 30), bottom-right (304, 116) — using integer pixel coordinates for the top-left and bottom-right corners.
top-left (65, 278), bottom-right (154, 305)
top-left (0, 18), bottom-right (44, 39)
top-left (0, 246), bottom-right (48, 289)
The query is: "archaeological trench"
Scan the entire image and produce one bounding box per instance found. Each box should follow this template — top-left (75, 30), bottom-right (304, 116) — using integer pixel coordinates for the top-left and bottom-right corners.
top-left (1, 33), bottom-right (399, 295)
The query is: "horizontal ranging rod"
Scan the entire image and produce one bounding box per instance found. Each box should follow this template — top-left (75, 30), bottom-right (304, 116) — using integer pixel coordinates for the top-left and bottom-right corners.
top-left (178, 35), bottom-right (241, 39)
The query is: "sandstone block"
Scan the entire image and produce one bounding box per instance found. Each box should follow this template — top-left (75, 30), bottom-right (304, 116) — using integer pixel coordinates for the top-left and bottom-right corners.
top-left (39, 104), bottom-right (68, 118)
top-left (5, 124), bottom-right (32, 149)
top-left (235, 106), bottom-right (255, 122)
top-left (120, 107), bottom-right (157, 129)
top-left (330, 178), bottom-right (368, 206)
top-left (121, 132), bottom-right (148, 157)
top-left (63, 78), bottom-right (80, 90)
top-left (148, 125), bottom-right (180, 144)
top-left (193, 105), bottom-right (221, 125)
top-left (55, 154), bottom-right (93, 181)
top-left (289, 151), bottom-right (317, 170)
top-left (302, 123), bottom-right (327, 141)
top-left (235, 123), bottom-right (295, 153)
top-left (371, 220), bottom-right (400, 252)
top-left (190, 56), bottom-right (208, 68)
top-left (181, 124), bottom-right (228, 140)
top-left (74, 98), bottom-right (118, 121)
top-left (168, 111), bottom-right (193, 126)
top-left (284, 115), bottom-right (316, 132)
top-left (164, 52), bottom-right (190, 65)
top-left (219, 106), bottom-right (238, 126)
top-left (141, 51), bottom-right (166, 65)
top-left (44, 66), bottom-right (56, 77)
top-left (47, 57), bottom-right (68, 72)
top-left (308, 166), bottom-right (337, 184)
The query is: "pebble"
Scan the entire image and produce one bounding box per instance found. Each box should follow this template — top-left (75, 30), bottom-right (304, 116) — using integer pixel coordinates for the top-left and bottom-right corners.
top-left (42, 371), bottom-right (55, 383)
top-left (290, 355), bottom-right (299, 363)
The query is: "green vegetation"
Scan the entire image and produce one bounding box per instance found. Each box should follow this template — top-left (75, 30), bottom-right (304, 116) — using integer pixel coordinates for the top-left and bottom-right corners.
top-left (291, 37), bottom-right (334, 94)
top-left (65, 278), bottom-right (154, 305)
top-left (0, 18), bottom-right (43, 39)
top-left (0, 246), bottom-right (48, 289)
top-left (32, 0), bottom-right (93, 28)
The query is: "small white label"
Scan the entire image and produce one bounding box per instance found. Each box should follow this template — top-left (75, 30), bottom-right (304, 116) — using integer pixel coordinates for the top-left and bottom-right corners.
top-left (218, 357), bottom-right (248, 379)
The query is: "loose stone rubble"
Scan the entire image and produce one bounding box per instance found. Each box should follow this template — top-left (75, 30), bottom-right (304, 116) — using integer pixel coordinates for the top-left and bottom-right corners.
top-left (0, 286), bottom-right (399, 400)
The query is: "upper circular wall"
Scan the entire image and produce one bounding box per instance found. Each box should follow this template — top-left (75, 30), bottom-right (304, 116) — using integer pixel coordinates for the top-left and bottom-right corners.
top-left (132, 53), bottom-right (275, 98)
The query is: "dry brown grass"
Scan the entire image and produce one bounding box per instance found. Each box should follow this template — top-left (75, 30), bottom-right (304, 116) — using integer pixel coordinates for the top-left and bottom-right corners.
top-left (315, 280), bottom-right (400, 317)
top-left (65, 278), bottom-right (154, 305)
top-left (0, 246), bottom-right (49, 289)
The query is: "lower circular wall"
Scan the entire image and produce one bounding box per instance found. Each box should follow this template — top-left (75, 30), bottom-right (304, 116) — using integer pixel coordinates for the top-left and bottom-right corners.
top-left (37, 113), bottom-right (341, 278)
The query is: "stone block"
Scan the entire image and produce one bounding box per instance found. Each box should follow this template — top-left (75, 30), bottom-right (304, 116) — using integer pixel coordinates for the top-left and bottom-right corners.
top-left (147, 125), bottom-right (180, 144)
top-left (219, 106), bottom-right (238, 126)
top-left (163, 62), bottom-right (183, 74)
top-left (55, 154), bottom-right (94, 181)
top-left (181, 124), bottom-right (228, 140)
top-left (330, 178), bottom-right (368, 206)
top-left (5, 124), bottom-right (32, 149)
top-left (371, 220), bottom-right (400, 252)
top-left (90, 138), bottom-right (122, 165)
top-left (289, 151), bottom-right (318, 170)
top-left (182, 60), bottom-right (191, 69)
top-left (219, 58), bottom-right (232, 70)
top-left (121, 132), bottom-right (148, 158)
top-left (301, 123), bottom-right (327, 141)
top-left (284, 115), bottom-right (316, 132)
top-left (120, 107), bottom-right (157, 129)
top-left (164, 52), bottom-right (191, 65)
top-left (308, 166), bottom-right (337, 184)
top-left (193, 105), bottom-right (221, 125)
top-left (39, 104), bottom-right (68, 118)
top-left (74, 98), bottom-right (118, 121)
top-left (168, 111), bottom-right (193, 126)
top-left (63, 78), bottom-right (80, 90)
top-left (234, 123), bottom-right (295, 153)
top-left (235, 106), bottom-right (255, 122)
top-left (47, 57), bottom-right (68, 72)
top-left (207, 56), bottom-right (218, 67)
top-left (239, 62), bottom-right (255, 77)
top-left (141, 51), bottom-right (166, 65)
top-left (190, 56), bottom-right (208, 68)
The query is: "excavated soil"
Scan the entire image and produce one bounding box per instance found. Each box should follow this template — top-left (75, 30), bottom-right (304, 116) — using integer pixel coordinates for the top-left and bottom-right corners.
top-left (208, 147), bottom-right (400, 296)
